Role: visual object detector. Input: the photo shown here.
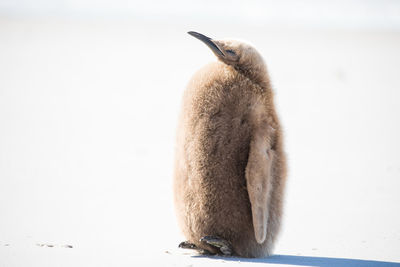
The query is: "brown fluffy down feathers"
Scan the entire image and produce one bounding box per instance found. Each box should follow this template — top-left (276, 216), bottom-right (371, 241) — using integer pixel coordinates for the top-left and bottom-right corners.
top-left (173, 34), bottom-right (287, 258)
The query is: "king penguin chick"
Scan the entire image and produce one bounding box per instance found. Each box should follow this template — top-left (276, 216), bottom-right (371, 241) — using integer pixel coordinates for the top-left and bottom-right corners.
top-left (173, 31), bottom-right (287, 258)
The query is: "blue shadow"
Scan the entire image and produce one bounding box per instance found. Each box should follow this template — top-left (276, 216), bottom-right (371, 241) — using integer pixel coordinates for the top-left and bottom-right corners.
top-left (193, 254), bottom-right (400, 266)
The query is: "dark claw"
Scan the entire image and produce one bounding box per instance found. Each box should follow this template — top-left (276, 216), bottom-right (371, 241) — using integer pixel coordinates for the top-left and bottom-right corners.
top-left (178, 241), bottom-right (213, 255)
top-left (178, 241), bottom-right (197, 249)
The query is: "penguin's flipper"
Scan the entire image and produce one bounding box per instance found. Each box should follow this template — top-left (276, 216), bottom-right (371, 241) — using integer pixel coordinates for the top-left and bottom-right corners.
top-left (245, 128), bottom-right (274, 244)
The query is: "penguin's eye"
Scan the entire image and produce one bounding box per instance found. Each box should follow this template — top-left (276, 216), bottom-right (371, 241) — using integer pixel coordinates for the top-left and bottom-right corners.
top-left (225, 49), bottom-right (236, 55)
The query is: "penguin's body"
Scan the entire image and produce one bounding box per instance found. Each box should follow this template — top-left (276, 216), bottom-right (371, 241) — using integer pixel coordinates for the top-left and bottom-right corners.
top-left (173, 32), bottom-right (287, 258)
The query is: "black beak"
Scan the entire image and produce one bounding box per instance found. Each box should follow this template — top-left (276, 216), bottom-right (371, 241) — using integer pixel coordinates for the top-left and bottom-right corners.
top-left (188, 31), bottom-right (225, 57)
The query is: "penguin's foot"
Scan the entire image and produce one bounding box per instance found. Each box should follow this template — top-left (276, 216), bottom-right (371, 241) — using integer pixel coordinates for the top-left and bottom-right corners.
top-left (178, 241), bottom-right (197, 249)
top-left (199, 236), bottom-right (233, 256)
top-left (178, 241), bottom-right (213, 255)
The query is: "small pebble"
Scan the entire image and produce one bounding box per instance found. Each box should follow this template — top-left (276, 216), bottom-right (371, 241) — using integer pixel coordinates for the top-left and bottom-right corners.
top-left (36, 243), bottom-right (55, 248)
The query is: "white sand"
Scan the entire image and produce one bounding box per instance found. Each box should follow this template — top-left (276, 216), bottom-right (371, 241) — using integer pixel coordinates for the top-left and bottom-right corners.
top-left (0, 18), bottom-right (399, 266)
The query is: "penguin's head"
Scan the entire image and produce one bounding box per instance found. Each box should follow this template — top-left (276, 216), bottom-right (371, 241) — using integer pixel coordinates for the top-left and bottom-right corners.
top-left (188, 31), bottom-right (268, 84)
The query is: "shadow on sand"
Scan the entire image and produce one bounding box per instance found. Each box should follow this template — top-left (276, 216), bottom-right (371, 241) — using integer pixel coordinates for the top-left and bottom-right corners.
top-left (193, 254), bottom-right (400, 266)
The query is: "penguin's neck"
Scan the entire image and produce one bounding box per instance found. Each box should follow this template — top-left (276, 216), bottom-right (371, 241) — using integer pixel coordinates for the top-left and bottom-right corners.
top-left (233, 64), bottom-right (270, 92)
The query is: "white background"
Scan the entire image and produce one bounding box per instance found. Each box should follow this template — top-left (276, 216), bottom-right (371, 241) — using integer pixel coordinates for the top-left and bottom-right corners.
top-left (0, 1), bottom-right (400, 266)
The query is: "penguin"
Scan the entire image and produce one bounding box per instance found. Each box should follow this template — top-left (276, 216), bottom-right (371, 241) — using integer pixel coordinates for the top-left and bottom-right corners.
top-left (173, 31), bottom-right (287, 258)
